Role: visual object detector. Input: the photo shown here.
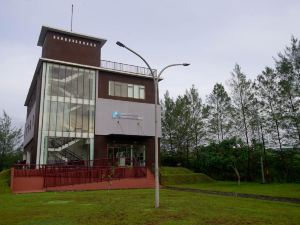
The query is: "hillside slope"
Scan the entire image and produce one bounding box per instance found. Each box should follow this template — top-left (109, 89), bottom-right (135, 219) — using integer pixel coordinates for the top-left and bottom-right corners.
top-left (160, 167), bottom-right (213, 185)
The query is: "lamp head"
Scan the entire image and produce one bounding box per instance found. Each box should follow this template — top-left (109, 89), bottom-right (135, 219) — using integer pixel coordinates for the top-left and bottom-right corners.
top-left (116, 41), bottom-right (126, 48)
top-left (182, 63), bottom-right (190, 66)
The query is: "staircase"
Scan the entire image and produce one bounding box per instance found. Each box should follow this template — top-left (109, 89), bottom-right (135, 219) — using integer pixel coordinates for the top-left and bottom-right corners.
top-left (48, 138), bottom-right (83, 163)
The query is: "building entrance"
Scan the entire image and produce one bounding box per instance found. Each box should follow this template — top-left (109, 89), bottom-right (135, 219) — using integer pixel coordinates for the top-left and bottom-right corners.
top-left (108, 144), bottom-right (145, 167)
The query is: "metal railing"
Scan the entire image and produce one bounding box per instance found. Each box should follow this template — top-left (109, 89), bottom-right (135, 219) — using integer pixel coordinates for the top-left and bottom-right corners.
top-left (100, 60), bottom-right (157, 76)
top-left (13, 159), bottom-right (147, 188)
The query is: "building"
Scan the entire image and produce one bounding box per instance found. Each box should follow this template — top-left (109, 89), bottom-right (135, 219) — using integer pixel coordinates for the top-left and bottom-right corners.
top-left (23, 25), bottom-right (161, 169)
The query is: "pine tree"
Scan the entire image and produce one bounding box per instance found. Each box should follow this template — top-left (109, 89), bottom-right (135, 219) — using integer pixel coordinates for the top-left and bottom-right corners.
top-left (275, 37), bottom-right (300, 146)
top-left (229, 64), bottom-right (253, 180)
top-left (206, 83), bottom-right (233, 142)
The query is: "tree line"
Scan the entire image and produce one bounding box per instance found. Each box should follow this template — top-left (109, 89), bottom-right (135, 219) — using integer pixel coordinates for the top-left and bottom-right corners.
top-left (161, 37), bottom-right (300, 182)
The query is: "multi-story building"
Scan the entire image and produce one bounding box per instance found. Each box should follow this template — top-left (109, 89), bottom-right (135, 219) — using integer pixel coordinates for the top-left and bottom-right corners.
top-left (23, 25), bottom-right (161, 169)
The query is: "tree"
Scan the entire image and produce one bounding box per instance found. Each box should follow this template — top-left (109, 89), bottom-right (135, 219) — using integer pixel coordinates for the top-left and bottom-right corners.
top-left (275, 36), bottom-right (300, 146)
top-left (184, 86), bottom-right (205, 166)
top-left (256, 67), bottom-right (284, 151)
top-left (0, 111), bottom-right (23, 171)
top-left (206, 83), bottom-right (233, 142)
top-left (228, 64), bottom-right (253, 180)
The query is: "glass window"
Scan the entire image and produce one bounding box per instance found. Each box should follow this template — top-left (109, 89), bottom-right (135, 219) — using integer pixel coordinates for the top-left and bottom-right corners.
top-left (76, 104), bottom-right (83, 133)
top-left (77, 69), bottom-right (84, 99)
top-left (38, 62), bottom-right (96, 164)
top-left (89, 105), bottom-right (94, 134)
top-left (83, 70), bottom-right (90, 100)
top-left (63, 102), bottom-right (70, 132)
top-left (56, 102), bottom-right (64, 133)
top-left (109, 81), bottom-right (114, 96)
top-left (139, 86), bottom-right (145, 99)
top-left (64, 67), bottom-right (73, 98)
top-left (121, 83), bottom-right (127, 97)
top-left (89, 71), bottom-right (96, 100)
top-left (108, 81), bottom-right (145, 99)
top-left (128, 84), bottom-right (133, 98)
top-left (57, 65), bottom-right (66, 98)
top-left (49, 101), bottom-right (57, 132)
top-left (82, 105), bottom-right (89, 133)
top-left (51, 65), bottom-right (60, 99)
top-left (69, 103), bottom-right (77, 132)
top-left (134, 85), bottom-right (139, 99)
top-left (115, 82), bottom-right (121, 96)
top-left (42, 99), bottom-right (51, 132)
top-left (71, 68), bottom-right (78, 100)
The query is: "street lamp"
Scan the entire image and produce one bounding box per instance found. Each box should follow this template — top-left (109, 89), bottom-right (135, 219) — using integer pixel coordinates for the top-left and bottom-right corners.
top-left (116, 41), bottom-right (190, 208)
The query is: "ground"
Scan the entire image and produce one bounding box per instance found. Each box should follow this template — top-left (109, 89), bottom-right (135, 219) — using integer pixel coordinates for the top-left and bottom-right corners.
top-left (1, 169), bottom-right (300, 225)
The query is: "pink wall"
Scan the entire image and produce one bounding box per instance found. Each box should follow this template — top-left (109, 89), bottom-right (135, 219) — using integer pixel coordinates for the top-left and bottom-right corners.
top-left (11, 168), bottom-right (154, 193)
top-left (11, 168), bottom-right (45, 193)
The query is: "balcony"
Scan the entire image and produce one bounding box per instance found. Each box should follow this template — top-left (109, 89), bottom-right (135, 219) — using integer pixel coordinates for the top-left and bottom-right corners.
top-left (100, 60), bottom-right (157, 77)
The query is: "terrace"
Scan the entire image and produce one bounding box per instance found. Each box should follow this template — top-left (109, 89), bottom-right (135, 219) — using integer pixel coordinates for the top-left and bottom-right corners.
top-left (100, 60), bottom-right (157, 77)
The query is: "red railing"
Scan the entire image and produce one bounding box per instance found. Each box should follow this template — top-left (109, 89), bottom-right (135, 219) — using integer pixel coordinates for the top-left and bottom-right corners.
top-left (13, 159), bottom-right (147, 188)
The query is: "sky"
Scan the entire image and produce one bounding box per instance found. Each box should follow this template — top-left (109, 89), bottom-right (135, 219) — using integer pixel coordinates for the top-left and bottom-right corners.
top-left (1, 0), bottom-right (300, 127)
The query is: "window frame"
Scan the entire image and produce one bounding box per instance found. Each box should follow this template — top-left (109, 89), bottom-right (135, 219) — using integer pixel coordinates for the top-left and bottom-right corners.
top-left (108, 81), bottom-right (145, 100)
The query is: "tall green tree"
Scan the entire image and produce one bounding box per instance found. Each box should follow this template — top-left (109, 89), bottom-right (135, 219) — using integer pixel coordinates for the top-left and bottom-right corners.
top-left (206, 83), bottom-right (233, 142)
top-left (229, 64), bottom-right (254, 180)
top-left (256, 67), bottom-right (284, 151)
top-left (184, 86), bottom-right (205, 166)
top-left (275, 37), bottom-right (300, 145)
top-left (161, 91), bottom-right (176, 154)
top-left (0, 111), bottom-right (23, 171)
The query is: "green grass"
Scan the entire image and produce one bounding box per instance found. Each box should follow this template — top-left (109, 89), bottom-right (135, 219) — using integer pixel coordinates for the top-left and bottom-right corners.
top-left (160, 167), bottom-right (195, 175)
top-left (1, 168), bottom-right (300, 224)
top-left (160, 167), bottom-right (213, 185)
top-left (172, 181), bottom-right (300, 199)
top-left (1, 188), bottom-right (300, 225)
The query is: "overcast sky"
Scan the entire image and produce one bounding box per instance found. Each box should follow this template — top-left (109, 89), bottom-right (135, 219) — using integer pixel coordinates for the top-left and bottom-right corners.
top-left (1, 0), bottom-right (300, 126)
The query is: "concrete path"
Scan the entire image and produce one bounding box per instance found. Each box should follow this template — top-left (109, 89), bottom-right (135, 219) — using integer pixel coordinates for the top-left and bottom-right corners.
top-left (165, 186), bottom-right (300, 204)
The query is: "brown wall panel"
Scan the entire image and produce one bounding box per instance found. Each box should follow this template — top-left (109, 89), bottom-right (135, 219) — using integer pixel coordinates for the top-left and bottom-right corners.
top-left (98, 71), bottom-right (156, 104)
top-left (42, 31), bottom-right (101, 67)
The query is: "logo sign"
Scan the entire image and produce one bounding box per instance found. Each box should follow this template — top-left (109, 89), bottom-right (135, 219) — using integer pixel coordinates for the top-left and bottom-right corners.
top-left (112, 111), bottom-right (142, 120)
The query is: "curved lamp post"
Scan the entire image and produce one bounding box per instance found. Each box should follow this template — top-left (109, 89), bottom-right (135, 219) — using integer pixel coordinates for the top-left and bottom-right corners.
top-left (116, 41), bottom-right (190, 208)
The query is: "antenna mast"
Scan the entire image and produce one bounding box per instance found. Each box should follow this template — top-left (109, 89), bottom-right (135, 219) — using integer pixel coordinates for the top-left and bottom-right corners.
top-left (71, 4), bottom-right (74, 32)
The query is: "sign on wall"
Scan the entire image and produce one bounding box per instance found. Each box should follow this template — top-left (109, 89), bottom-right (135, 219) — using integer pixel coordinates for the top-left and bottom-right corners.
top-left (112, 111), bottom-right (142, 120)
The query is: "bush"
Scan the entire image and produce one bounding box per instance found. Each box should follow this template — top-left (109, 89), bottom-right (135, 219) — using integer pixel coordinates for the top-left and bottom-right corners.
top-left (0, 169), bottom-right (11, 194)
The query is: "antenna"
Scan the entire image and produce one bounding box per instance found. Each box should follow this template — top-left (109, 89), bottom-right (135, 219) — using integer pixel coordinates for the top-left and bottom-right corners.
top-left (71, 4), bottom-right (74, 32)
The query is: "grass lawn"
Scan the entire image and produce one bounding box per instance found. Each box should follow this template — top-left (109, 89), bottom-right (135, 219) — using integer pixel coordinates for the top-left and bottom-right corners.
top-left (1, 188), bottom-right (300, 225)
top-left (172, 181), bottom-right (300, 199)
top-left (1, 169), bottom-right (300, 225)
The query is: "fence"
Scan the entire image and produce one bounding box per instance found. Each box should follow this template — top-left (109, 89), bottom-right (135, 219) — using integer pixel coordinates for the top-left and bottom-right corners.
top-left (13, 159), bottom-right (147, 188)
top-left (100, 60), bottom-right (157, 76)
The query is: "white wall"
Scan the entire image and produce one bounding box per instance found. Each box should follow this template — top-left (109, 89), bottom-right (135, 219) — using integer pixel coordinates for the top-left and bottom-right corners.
top-left (95, 98), bottom-right (161, 137)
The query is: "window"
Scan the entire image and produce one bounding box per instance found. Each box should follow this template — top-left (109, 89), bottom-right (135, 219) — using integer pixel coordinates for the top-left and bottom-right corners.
top-left (108, 81), bottom-right (145, 100)
top-left (128, 84), bottom-right (133, 98)
top-left (38, 63), bottom-right (96, 164)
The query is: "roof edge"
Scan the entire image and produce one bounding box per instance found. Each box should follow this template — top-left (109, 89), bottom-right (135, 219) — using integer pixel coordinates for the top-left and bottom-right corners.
top-left (37, 25), bottom-right (107, 47)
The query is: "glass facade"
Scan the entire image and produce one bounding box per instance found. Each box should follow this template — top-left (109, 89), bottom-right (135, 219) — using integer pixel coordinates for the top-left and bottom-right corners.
top-left (37, 62), bottom-right (96, 164)
top-left (108, 144), bottom-right (146, 167)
